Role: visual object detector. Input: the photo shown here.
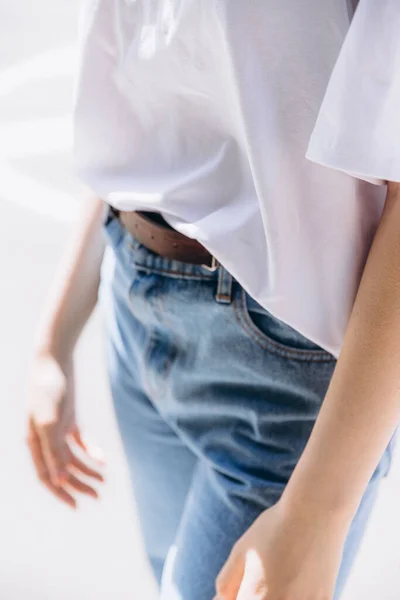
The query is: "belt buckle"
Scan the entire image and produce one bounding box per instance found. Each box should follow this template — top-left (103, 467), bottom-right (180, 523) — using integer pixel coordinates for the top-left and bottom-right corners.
top-left (202, 255), bottom-right (219, 272)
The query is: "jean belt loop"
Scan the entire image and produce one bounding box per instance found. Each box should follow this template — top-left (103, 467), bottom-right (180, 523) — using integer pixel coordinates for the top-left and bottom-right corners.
top-left (216, 265), bottom-right (233, 305)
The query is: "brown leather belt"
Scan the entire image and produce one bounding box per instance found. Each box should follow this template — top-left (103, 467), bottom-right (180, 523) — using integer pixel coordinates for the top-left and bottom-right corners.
top-left (117, 210), bottom-right (218, 270)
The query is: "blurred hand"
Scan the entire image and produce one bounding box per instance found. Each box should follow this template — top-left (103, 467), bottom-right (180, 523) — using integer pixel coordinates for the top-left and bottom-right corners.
top-left (215, 498), bottom-right (349, 600)
top-left (27, 352), bottom-right (105, 509)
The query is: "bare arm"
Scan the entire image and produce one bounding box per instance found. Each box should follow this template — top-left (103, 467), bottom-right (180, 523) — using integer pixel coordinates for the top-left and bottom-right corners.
top-left (28, 193), bottom-right (106, 509)
top-left (217, 183), bottom-right (400, 600)
top-left (284, 182), bottom-right (400, 519)
top-left (35, 193), bottom-right (106, 362)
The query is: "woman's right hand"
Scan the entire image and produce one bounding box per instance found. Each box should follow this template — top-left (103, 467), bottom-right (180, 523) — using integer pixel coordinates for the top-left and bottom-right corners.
top-left (27, 351), bottom-right (105, 509)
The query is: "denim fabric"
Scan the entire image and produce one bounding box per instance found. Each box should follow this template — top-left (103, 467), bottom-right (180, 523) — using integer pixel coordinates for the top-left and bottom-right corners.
top-left (99, 213), bottom-right (394, 600)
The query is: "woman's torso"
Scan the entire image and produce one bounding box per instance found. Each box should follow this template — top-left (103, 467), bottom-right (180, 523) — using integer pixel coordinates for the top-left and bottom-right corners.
top-left (74, 0), bottom-right (385, 356)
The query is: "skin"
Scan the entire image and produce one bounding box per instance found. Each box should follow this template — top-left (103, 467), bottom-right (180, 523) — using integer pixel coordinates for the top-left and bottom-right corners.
top-left (27, 193), bottom-right (106, 508)
top-left (215, 182), bottom-right (400, 600)
top-left (28, 184), bottom-right (400, 598)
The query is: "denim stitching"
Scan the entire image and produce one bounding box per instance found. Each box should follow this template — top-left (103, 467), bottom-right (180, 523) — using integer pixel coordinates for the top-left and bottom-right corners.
top-left (124, 231), bottom-right (217, 280)
top-left (133, 265), bottom-right (215, 281)
top-left (142, 279), bottom-right (169, 399)
top-left (234, 289), bottom-right (335, 362)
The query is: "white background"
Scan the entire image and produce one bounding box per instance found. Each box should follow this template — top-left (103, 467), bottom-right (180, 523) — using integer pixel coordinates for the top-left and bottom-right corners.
top-left (0, 2), bottom-right (399, 598)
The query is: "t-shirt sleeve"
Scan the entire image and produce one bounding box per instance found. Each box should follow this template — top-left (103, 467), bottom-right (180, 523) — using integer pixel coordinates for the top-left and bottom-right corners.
top-left (307, 0), bottom-right (400, 185)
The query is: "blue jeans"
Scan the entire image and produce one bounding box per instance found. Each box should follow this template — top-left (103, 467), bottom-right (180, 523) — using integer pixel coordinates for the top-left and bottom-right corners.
top-left (100, 213), bottom-right (393, 600)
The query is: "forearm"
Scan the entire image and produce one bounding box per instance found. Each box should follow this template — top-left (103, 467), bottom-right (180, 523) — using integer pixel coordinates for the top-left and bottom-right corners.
top-left (35, 193), bottom-right (106, 364)
top-left (283, 182), bottom-right (400, 521)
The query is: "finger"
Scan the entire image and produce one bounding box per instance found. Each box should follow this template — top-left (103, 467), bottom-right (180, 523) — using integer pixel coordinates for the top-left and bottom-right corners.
top-left (27, 423), bottom-right (76, 509)
top-left (63, 472), bottom-right (99, 499)
top-left (69, 429), bottom-right (105, 465)
top-left (37, 426), bottom-right (70, 486)
top-left (236, 550), bottom-right (268, 600)
top-left (27, 421), bottom-right (49, 481)
top-left (34, 422), bottom-right (104, 484)
top-left (27, 421), bottom-right (62, 485)
top-left (215, 547), bottom-right (245, 600)
top-left (42, 479), bottom-right (77, 509)
top-left (69, 452), bottom-right (105, 482)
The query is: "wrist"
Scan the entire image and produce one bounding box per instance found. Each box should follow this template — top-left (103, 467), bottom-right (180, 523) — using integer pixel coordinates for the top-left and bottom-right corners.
top-left (279, 478), bottom-right (358, 529)
top-left (34, 332), bottom-right (74, 369)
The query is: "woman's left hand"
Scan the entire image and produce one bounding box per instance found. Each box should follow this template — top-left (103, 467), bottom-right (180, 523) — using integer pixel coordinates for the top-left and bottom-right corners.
top-left (214, 498), bottom-right (351, 600)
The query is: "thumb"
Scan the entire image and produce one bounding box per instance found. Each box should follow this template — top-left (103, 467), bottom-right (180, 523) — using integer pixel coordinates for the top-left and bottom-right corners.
top-left (215, 547), bottom-right (245, 600)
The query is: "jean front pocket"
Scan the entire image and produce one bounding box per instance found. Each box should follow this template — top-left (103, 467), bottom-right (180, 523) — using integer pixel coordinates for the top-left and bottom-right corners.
top-left (234, 289), bottom-right (335, 362)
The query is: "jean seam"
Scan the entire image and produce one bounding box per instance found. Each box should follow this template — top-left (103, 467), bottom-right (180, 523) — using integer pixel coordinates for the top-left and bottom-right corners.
top-left (233, 289), bottom-right (335, 362)
top-left (122, 226), bottom-right (218, 280)
top-left (131, 264), bottom-right (215, 281)
top-left (127, 279), bottom-right (156, 375)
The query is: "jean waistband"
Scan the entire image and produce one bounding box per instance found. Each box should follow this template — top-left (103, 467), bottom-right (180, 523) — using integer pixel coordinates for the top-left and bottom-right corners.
top-left (106, 208), bottom-right (234, 285)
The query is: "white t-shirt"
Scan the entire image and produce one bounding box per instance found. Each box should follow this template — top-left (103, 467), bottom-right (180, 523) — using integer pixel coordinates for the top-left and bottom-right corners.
top-left (308, 0), bottom-right (400, 184)
top-left (74, 0), bottom-right (399, 358)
